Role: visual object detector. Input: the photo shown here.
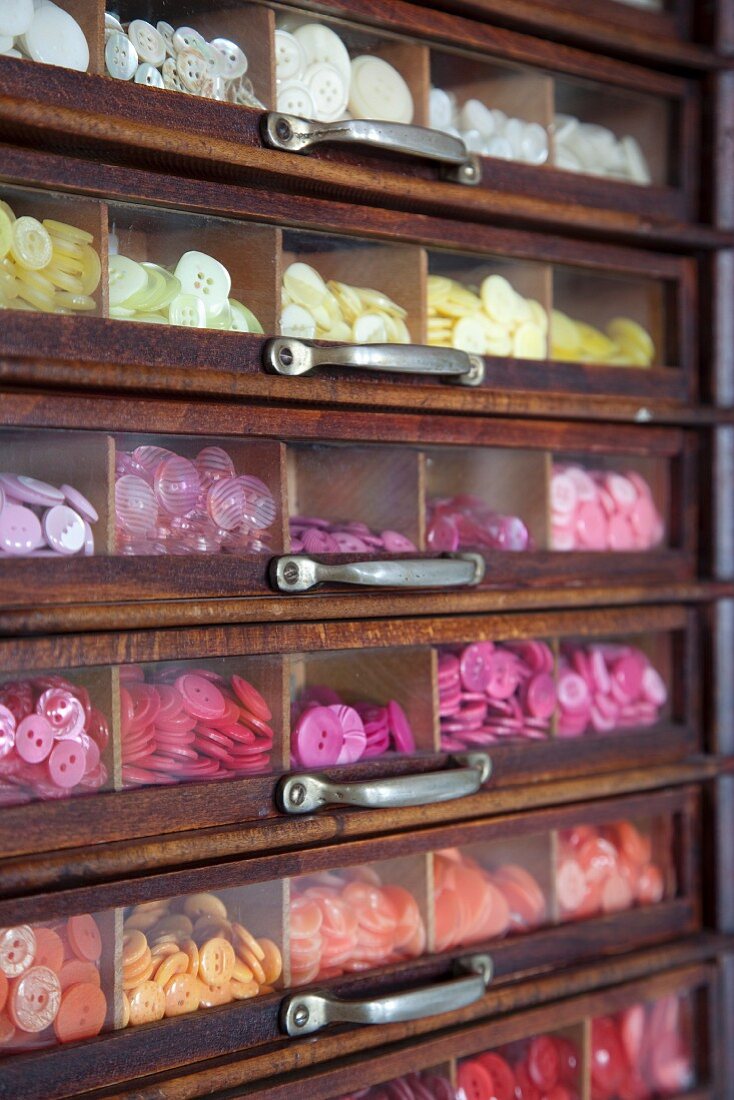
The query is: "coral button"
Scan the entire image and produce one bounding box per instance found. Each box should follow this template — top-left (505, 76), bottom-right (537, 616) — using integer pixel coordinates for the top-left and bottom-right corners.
top-left (53, 982), bottom-right (107, 1042)
top-left (294, 706), bottom-right (344, 767)
top-left (175, 674), bottom-right (227, 721)
top-left (67, 914), bottom-right (102, 963)
top-left (458, 1061), bottom-right (494, 1100)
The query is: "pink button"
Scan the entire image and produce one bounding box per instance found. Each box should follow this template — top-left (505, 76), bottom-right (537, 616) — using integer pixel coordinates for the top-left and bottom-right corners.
top-left (387, 700), bottom-right (415, 753)
top-left (0, 474), bottom-right (64, 507)
top-left (459, 643), bottom-right (495, 693)
top-left (612, 652), bottom-right (645, 701)
top-left (0, 503), bottom-right (43, 554)
top-left (557, 670), bottom-right (591, 715)
top-left (525, 673), bottom-right (556, 719)
top-left (48, 740), bottom-right (87, 788)
top-left (381, 531), bottom-right (417, 553)
top-left (551, 471), bottom-right (578, 516)
top-left (294, 705), bottom-right (344, 767)
top-left (206, 477), bottom-right (245, 532)
top-left (575, 502), bottom-right (608, 550)
top-left (330, 705), bottom-right (366, 764)
top-left (486, 651), bottom-right (520, 700)
top-left (42, 505), bottom-right (86, 555)
top-left (16, 715), bottom-right (53, 763)
top-left (37, 688), bottom-right (85, 739)
top-left (61, 484), bottom-right (98, 524)
top-left (0, 705), bottom-right (16, 759)
top-left (231, 675), bottom-right (271, 723)
top-left (175, 674), bottom-right (227, 721)
top-left (154, 455), bottom-right (201, 516)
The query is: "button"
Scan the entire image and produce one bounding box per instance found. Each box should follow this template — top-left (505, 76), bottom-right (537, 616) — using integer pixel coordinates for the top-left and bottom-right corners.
top-left (274, 29), bottom-right (304, 81)
top-left (349, 55), bottom-right (413, 124)
top-left (60, 483), bottom-right (98, 523)
top-left (48, 740), bottom-right (87, 788)
top-left (42, 504), bottom-right (86, 555)
top-left (209, 37), bottom-right (247, 80)
top-left (175, 674), bottom-right (227, 721)
top-left (8, 965), bottom-right (61, 1033)
top-left (0, 926), bottom-right (35, 977)
top-left (105, 29), bottom-right (138, 80)
top-left (293, 23), bottom-right (351, 87)
top-left (127, 19), bottom-right (166, 66)
top-left (0, 503), bottom-right (43, 554)
top-left (10, 216), bottom-right (52, 270)
top-left (174, 250), bottom-right (231, 308)
top-left (15, 714), bottom-right (53, 763)
top-left (135, 62), bottom-right (164, 88)
top-left (0, 0), bottom-right (34, 38)
top-left (22, 1), bottom-right (89, 72)
top-left (294, 705), bottom-right (343, 767)
top-left (458, 1061), bottom-right (494, 1100)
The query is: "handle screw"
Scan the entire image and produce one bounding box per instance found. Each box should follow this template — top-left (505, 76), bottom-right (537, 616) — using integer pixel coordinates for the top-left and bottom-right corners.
top-left (276, 118), bottom-right (292, 141)
top-left (289, 782), bottom-right (306, 807)
top-left (293, 1004), bottom-right (310, 1028)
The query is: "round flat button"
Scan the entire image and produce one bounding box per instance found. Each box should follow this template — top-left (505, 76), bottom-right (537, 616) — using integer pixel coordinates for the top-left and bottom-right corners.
top-left (277, 79), bottom-right (315, 119)
top-left (210, 37), bottom-right (248, 80)
top-left (169, 292), bottom-right (206, 328)
top-left (174, 251), bottom-right (231, 308)
top-left (128, 20), bottom-right (166, 66)
top-left (458, 1060), bottom-right (494, 1100)
top-left (294, 705), bottom-right (344, 767)
top-left (61, 484), bottom-right (98, 523)
top-left (387, 700), bottom-right (415, 753)
top-left (8, 965), bottom-right (60, 1033)
top-left (105, 30), bottom-right (138, 80)
top-left (175, 674), bottom-right (227, 721)
top-left (293, 23), bottom-right (351, 86)
top-left (135, 63), bottom-right (164, 89)
top-left (108, 255), bottom-right (147, 307)
top-left (48, 740), bottom-right (87, 788)
top-left (231, 675), bottom-right (271, 722)
top-left (54, 981), bottom-right (107, 1041)
top-left (24, 1), bottom-right (89, 71)
top-left (176, 46), bottom-right (208, 93)
top-left (16, 714), bottom-right (53, 763)
top-left (11, 216), bottom-right (52, 270)
top-left (43, 504), bottom-right (85, 555)
top-left (274, 29), bottom-right (305, 81)
top-left (460, 642), bottom-right (494, 694)
top-left (349, 55), bottom-right (414, 124)
top-left (0, 0), bottom-right (33, 38)
top-left (0, 503), bottom-right (43, 555)
top-left (0, 473), bottom-right (63, 506)
top-left (0, 926), bottom-right (35, 978)
top-left (199, 936), bottom-right (235, 985)
top-left (304, 61), bottom-right (347, 122)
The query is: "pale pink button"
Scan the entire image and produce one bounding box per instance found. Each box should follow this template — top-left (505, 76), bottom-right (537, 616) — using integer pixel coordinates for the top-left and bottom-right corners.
top-left (0, 504), bottom-right (43, 555)
top-left (16, 714), bottom-right (54, 764)
top-left (48, 740), bottom-right (87, 788)
top-left (61, 484), bottom-right (99, 524)
top-left (42, 505), bottom-right (86, 555)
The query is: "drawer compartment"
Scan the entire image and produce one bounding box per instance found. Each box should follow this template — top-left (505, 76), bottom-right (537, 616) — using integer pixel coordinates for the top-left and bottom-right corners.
top-left (0, 786), bottom-right (701, 1098)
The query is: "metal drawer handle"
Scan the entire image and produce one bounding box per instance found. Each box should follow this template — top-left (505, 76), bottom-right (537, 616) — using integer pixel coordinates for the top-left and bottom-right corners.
top-left (263, 339), bottom-right (485, 387)
top-left (277, 752), bottom-right (492, 814)
top-left (261, 113), bottom-right (481, 186)
top-left (270, 553), bottom-right (485, 593)
top-left (281, 954), bottom-right (493, 1037)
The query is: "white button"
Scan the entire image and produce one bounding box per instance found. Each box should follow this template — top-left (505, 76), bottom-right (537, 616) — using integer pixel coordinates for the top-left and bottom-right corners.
top-left (504, 117), bottom-right (525, 159)
top-left (304, 61), bottom-right (347, 122)
top-left (24, 0), bottom-right (89, 71)
top-left (174, 251), bottom-right (231, 308)
top-left (105, 31), bottom-right (138, 80)
top-left (429, 87), bottom-right (453, 130)
top-left (0, 32), bottom-right (13, 52)
top-left (209, 37), bottom-right (247, 80)
top-left (169, 293), bottom-right (207, 328)
top-left (348, 55), bottom-right (413, 124)
top-left (156, 21), bottom-right (175, 55)
top-left (485, 134), bottom-right (513, 160)
top-left (622, 135), bottom-right (651, 185)
top-left (108, 255), bottom-right (147, 308)
top-left (293, 23), bottom-right (351, 87)
top-left (460, 98), bottom-right (494, 138)
top-left (104, 12), bottom-right (123, 39)
top-left (352, 312), bottom-right (387, 344)
top-left (280, 303), bottom-right (317, 339)
top-left (127, 19), bottom-right (166, 67)
top-left (0, 0), bottom-right (33, 37)
top-left (161, 56), bottom-right (184, 92)
top-left (462, 128), bottom-right (484, 154)
top-left (276, 79), bottom-right (314, 118)
top-left (274, 29), bottom-right (304, 82)
top-left (520, 122), bottom-right (549, 165)
top-left (135, 62), bottom-right (164, 89)
top-left (176, 47), bottom-right (207, 93)
top-left (283, 262), bottom-right (327, 309)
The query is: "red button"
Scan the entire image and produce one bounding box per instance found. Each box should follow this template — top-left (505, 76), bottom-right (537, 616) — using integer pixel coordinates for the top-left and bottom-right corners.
top-left (457, 1060), bottom-right (494, 1100)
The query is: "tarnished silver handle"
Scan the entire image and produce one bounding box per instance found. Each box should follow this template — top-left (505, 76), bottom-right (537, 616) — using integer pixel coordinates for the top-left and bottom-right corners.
top-left (281, 954), bottom-right (493, 1037)
top-left (264, 339), bottom-right (485, 387)
top-left (261, 113), bottom-right (481, 185)
top-left (277, 752), bottom-right (492, 814)
top-left (270, 553), bottom-right (485, 593)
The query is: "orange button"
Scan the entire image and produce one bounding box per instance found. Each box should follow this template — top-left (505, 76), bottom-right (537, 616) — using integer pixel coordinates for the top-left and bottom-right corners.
top-left (197, 979), bottom-right (233, 1008)
top-left (122, 929), bottom-right (147, 968)
top-left (58, 959), bottom-right (100, 991)
top-left (153, 950), bottom-right (188, 988)
top-left (231, 977), bottom-right (259, 1000)
top-left (257, 939), bottom-right (282, 986)
top-left (67, 915), bottom-right (102, 963)
top-left (33, 928), bottom-right (65, 974)
top-left (127, 980), bottom-right (165, 1026)
top-left (163, 972), bottom-right (201, 1017)
top-left (184, 893), bottom-right (227, 922)
top-left (199, 937), bottom-right (235, 987)
top-left (236, 944), bottom-right (265, 986)
top-left (181, 939), bottom-right (199, 978)
top-left (232, 922), bottom-right (265, 962)
top-left (53, 981), bottom-right (107, 1043)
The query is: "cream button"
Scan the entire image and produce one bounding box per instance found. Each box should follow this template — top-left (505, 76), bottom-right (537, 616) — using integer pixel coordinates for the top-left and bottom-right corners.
top-left (274, 29), bottom-right (304, 82)
top-left (348, 55), bottom-right (413, 124)
top-left (108, 255), bottom-right (147, 308)
top-left (280, 303), bottom-right (317, 339)
top-left (0, 0), bottom-right (33, 37)
top-left (209, 37), bottom-right (247, 80)
top-left (105, 30), bottom-right (138, 80)
top-left (276, 79), bottom-right (314, 118)
top-left (169, 293), bottom-right (206, 328)
top-left (460, 98), bottom-right (494, 137)
top-left (352, 312), bottom-right (388, 344)
top-left (174, 251), bottom-right (231, 308)
top-left (135, 63), bottom-right (164, 88)
top-left (156, 21), bottom-right (175, 55)
top-left (176, 47), bottom-right (208, 93)
top-left (172, 26), bottom-right (207, 55)
top-left (293, 22), bottom-right (351, 86)
top-left (283, 262), bottom-right (327, 309)
top-left (127, 20), bottom-right (166, 67)
top-left (24, 0), bottom-right (89, 71)
top-left (485, 134), bottom-right (513, 160)
top-left (304, 61), bottom-right (347, 122)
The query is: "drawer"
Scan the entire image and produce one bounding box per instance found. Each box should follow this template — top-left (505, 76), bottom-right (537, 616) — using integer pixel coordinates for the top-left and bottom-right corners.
top-left (0, 1), bottom-right (699, 226)
top-left (243, 962), bottom-right (717, 1100)
top-left (0, 605), bottom-right (699, 859)
top-left (0, 167), bottom-right (697, 415)
top-left (0, 785), bottom-right (701, 1098)
top-left (0, 397), bottom-right (697, 623)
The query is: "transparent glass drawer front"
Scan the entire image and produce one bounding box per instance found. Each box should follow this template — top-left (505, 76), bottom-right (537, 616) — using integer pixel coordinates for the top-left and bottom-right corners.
top-left (459, 1028), bottom-right (583, 1100)
top-left (336, 1066), bottom-right (456, 1100)
top-left (591, 991), bottom-right (695, 1098)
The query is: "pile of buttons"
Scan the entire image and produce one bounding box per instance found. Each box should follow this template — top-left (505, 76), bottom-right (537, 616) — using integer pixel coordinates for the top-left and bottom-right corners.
top-left (340, 1070), bottom-right (457, 1100)
top-left (0, 200), bottom-right (101, 314)
top-left (290, 870), bottom-right (425, 986)
top-left (290, 515), bottom-right (416, 554)
top-left (0, 675), bottom-right (109, 804)
top-left (434, 849), bottom-right (547, 951)
top-left (592, 995), bottom-right (693, 1099)
top-left (104, 15), bottom-right (262, 107)
top-left (0, 0), bottom-right (88, 70)
top-left (115, 443), bottom-right (277, 555)
top-left (458, 1034), bottom-right (581, 1100)
top-left (275, 23), bottom-right (413, 125)
top-left (0, 474), bottom-right (98, 557)
top-left (0, 918), bottom-right (106, 1050)
top-left (291, 686), bottom-right (415, 767)
top-left (553, 115), bottom-right (652, 185)
top-left (281, 262), bottom-right (410, 344)
top-left (429, 88), bottom-right (550, 166)
top-left (109, 249), bottom-right (262, 332)
top-left (556, 642), bottom-right (667, 738)
top-left (122, 892), bottom-right (282, 1025)
top-left (427, 273), bottom-right (546, 359)
top-left (551, 310), bottom-right (655, 367)
top-left (551, 464), bottom-right (665, 552)
top-left (438, 642), bottom-right (555, 749)
top-left (556, 821), bottom-right (667, 921)
top-left (120, 665), bottom-right (274, 788)
top-left (427, 495), bottom-right (530, 553)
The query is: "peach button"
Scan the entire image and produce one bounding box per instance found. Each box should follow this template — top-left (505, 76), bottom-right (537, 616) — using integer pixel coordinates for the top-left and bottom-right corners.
top-left (199, 938), bottom-right (235, 987)
top-left (164, 972), bottom-right (201, 1017)
top-left (128, 981), bottom-right (165, 1026)
top-left (122, 929), bottom-right (147, 968)
top-left (67, 914), bottom-right (102, 963)
top-left (153, 951), bottom-right (188, 988)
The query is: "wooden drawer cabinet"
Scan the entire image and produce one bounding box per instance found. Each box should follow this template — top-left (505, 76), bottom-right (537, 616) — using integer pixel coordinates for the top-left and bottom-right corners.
top-left (0, 606), bottom-right (699, 859)
top-left (0, 1), bottom-right (701, 227)
top-left (0, 785), bottom-right (701, 1099)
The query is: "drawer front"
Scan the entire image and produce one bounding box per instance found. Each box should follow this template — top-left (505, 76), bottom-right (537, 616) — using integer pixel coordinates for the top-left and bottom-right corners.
top-left (244, 962), bottom-right (716, 1100)
top-left (0, 2), bottom-right (697, 224)
top-left (0, 398), bottom-right (697, 619)
top-left (0, 605), bottom-right (699, 859)
top-left (0, 166), bottom-right (697, 414)
top-left (0, 786), bottom-right (701, 1098)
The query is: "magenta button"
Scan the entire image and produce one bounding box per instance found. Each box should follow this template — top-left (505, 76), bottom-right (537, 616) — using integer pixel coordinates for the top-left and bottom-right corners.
top-left (460, 642), bottom-right (495, 693)
top-left (387, 700), bottom-right (416, 753)
top-left (294, 705), bottom-right (344, 767)
top-left (16, 714), bottom-right (54, 764)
